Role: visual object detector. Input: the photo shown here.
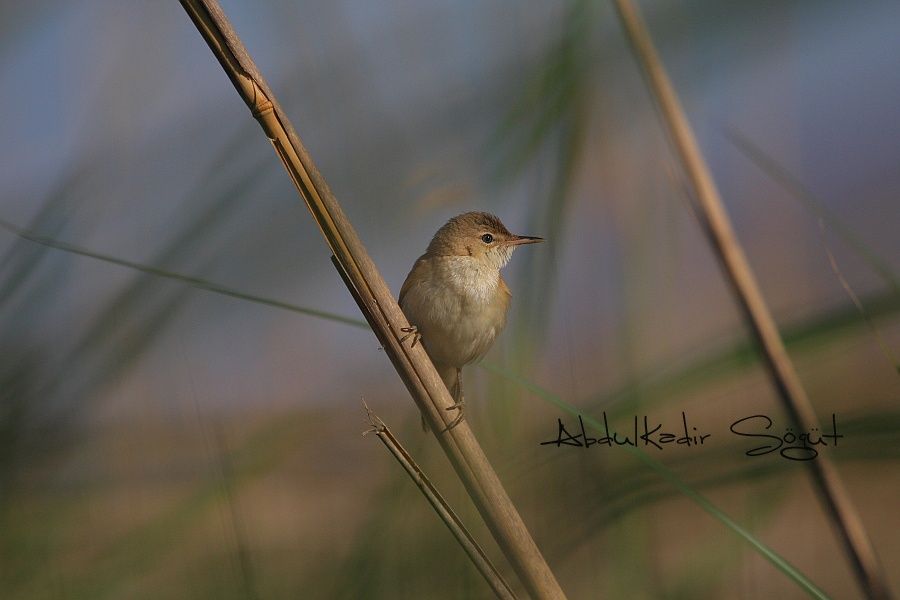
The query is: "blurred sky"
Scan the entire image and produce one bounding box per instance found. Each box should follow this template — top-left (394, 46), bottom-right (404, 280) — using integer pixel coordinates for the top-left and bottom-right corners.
top-left (1, 0), bottom-right (898, 420)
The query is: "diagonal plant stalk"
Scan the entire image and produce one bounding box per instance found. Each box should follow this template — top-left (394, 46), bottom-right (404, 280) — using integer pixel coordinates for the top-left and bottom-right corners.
top-left (178, 1), bottom-right (566, 597)
top-left (363, 404), bottom-right (518, 600)
top-left (611, 1), bottom-right (893, 598)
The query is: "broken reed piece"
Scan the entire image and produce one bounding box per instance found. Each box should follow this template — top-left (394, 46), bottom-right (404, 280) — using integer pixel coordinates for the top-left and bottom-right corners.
top-left (362, 403), bottom-right (518, 600)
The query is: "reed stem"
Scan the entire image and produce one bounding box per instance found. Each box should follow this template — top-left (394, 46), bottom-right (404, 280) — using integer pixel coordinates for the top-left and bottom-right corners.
top-left (179, 2), bottom-right (567, 597)
top-left (363, 404), bottom-right (518, 600)
top-left (611, 1), bottom-right (892, 598)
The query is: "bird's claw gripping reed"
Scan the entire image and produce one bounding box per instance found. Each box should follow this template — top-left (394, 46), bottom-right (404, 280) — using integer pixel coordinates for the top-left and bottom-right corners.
top-left (399, 325), bottom-right (421, 348)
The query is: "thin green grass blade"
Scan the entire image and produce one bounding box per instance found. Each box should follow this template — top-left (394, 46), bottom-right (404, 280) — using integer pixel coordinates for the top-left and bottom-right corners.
top-left (725, 129), bottom-right (900, 294)
top-left (726, 128), bottom-right (900, 375)
top-left (586, 289), bottom-right (900, 420)
top-left (0, 218), bottom-right (368, 330)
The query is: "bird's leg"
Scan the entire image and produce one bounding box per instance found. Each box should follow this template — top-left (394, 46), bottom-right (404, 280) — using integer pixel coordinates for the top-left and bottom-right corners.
top-left (446, 368), bottom-right (464, 408)
top-left (399, 325), bottom-right (421, 348)
top-left (443, 367), bottom-right (465, 431)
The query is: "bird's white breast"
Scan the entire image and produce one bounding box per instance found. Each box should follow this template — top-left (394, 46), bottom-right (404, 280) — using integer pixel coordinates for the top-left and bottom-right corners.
top-left (400, 256), bottom-right (509, 368)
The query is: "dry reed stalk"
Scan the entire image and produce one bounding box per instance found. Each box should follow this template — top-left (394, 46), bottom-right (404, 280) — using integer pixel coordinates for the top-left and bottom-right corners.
top-left (363, 404), bottom-right (518, 600)
top-left (178, 2), bottom-right (567, 598)
top-left (611, 1), bottom-right (893, 598)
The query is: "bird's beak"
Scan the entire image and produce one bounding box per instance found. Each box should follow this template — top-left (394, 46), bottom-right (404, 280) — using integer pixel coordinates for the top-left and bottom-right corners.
top-left (507, 235), bottom-right (544, 246)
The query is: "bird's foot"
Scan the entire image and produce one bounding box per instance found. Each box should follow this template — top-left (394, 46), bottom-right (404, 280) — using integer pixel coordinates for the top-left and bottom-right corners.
top-left (441, 398), bottom-right (465, 432)
top-left (399, 325), bottom-right (421, 348)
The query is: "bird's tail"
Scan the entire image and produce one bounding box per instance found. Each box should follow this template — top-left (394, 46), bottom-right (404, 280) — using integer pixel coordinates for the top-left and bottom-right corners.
top-left (420, 365), bottom-right (458, 432)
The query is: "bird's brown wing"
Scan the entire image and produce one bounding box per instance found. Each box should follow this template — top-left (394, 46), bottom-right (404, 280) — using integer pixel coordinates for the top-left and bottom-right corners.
top-left (398, 256), bottom-right (428, 307)
top-left (498, 275), bottom-right (512, 302)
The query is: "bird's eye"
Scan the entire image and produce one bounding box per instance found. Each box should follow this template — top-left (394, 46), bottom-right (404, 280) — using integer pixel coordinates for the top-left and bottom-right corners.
top-left (481, 233), bottom-right (494, 244)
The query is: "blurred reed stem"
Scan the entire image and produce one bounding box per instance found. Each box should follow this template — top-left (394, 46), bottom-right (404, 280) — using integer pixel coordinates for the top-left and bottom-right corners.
top-left (363, 405), bottom-right (517, 600)
top-left (178, 1), bottom-right (567, 597)
top-left (611, 1), bottom-right (892, 598)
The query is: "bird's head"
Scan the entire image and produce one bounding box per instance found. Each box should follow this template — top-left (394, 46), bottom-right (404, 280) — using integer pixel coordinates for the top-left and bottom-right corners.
top-left (425, 211), bottom-right (543, 270)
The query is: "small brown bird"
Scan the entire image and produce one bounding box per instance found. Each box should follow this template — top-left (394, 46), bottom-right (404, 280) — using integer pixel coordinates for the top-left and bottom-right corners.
top-left (399, 212), bottom-right (543, 430)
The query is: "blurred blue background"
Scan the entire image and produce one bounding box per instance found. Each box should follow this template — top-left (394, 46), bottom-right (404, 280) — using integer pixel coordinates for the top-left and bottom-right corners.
top-left (1, 1), bottom-right (898, 598)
